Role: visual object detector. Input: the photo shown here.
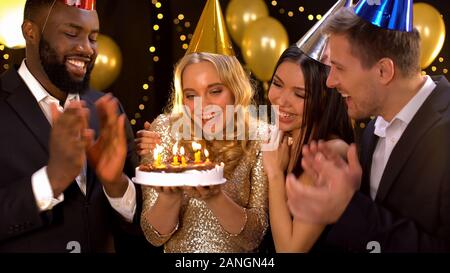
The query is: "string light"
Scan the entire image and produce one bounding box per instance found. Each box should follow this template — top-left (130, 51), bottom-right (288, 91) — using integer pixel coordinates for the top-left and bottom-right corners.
top-left (133, 0), bottom-right (168, 128)
top-left (288, 11), bottom-right (294, 17)
top-left (271, 1), bottom-right (277, 6)
top-left (0, 44), bottom-right (10, 73)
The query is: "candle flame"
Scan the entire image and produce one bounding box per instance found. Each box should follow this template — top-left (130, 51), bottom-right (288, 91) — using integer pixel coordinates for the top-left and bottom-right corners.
top-left (192, 141), bottom-right (201, 151)
top-left (180, 146), bottom-right (185, 155)
top-left (153, 144), bottom-right (163, 160)
top-left (172, 142), bottom-right (178, 155)
top-left (204, 149), bottom-right (209, 158)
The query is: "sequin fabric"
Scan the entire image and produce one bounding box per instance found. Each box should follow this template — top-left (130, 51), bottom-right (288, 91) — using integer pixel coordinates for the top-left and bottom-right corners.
top-left (140, 114), bottom-right (269, 253)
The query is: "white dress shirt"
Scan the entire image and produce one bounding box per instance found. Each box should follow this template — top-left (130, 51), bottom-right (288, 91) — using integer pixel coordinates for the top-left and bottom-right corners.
top-left (370, 76), bottom-right (436, 200)
top-left (18, 60), bottom-right (136, 222)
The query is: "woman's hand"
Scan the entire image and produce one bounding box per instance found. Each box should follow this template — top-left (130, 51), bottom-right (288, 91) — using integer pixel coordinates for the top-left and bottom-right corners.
top-left (183, 185), bottom-right (222, 200)
top-left (135, 121), bottom-right (162, 156)
top-left (263, 130), bottom-right (290, 178)
top-left (152, 186), bottom-right (184, 201)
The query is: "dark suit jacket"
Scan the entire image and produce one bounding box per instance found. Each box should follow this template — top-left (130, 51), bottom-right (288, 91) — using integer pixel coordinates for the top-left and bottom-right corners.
top-left (0, 67), bottom-right (148, 252)
top-left (325, 76), bottom-right (450, 252)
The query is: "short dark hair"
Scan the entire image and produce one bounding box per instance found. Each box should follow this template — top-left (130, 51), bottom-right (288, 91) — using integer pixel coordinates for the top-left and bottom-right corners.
top-left (24, 0), bottom-right (55, 21)
top-left (323, 7), bottom-right (421, 77)
top-left (271, 45), bottom-right (354, 176)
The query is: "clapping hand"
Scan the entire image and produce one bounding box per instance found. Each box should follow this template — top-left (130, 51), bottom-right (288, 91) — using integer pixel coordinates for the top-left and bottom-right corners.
top-left (285, 141), bottom-right (362, 224)
top-left (47, 101), bottom-right (90, 196)
top-left (86, 94), bottom-right (128, 197)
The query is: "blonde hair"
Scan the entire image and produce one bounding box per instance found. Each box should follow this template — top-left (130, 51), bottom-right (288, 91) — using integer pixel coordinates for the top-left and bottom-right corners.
top-left (167, 52), bottom-right (256, 177)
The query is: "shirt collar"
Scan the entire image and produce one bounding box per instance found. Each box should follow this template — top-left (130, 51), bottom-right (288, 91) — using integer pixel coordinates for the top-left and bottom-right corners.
top-left (374, 75), bottom-right (436, 138)
top-left (17, 60), bottom-right (80, 106)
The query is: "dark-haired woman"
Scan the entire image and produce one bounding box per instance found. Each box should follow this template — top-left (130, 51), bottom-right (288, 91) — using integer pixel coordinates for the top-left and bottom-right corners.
top-left (262, 45), bottom-right (354, 252)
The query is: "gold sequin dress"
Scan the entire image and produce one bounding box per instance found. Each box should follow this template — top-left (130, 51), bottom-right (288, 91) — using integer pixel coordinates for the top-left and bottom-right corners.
top-left (140, 114), bottom-right (268, 253)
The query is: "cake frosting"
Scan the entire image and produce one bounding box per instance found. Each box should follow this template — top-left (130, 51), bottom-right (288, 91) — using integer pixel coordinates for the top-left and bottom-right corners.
top-left (133, 162), bottom-right (226, 187)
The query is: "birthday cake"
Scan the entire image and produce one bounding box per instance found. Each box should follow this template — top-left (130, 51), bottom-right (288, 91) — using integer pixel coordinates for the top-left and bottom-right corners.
top-left (133, 143), bottom-right (226, 187)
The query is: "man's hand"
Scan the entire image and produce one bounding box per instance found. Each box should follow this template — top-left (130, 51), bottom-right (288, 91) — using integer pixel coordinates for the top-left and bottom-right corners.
top-left (86, 94), bottom-right (128, 197)
top-left (285, 142), bottom-right (362, 224)
top-left (47, 101), bottom-right (90, 197)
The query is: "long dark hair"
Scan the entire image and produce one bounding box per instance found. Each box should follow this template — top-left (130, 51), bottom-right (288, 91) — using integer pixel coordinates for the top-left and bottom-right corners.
top-left (270, 45), bottom-right (354, 176)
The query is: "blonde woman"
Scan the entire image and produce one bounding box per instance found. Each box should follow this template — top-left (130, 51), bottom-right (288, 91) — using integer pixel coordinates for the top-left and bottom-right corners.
top-left (137, 52), bottom-right (268, 253)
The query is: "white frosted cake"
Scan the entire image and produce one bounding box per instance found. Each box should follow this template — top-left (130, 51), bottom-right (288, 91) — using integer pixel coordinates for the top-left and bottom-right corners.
top-left (133, 162), bottom-right (226, 187)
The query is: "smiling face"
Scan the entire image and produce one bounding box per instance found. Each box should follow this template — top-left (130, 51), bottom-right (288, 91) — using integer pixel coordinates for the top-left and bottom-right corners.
top-left (35, 2), bottom-right (99, 93)
top-left (326, 34), bottom-right (383, 120)
top-left (182, 61), bottom-right (235, 131)
top-left (268, 60), bottom-right (305, 132)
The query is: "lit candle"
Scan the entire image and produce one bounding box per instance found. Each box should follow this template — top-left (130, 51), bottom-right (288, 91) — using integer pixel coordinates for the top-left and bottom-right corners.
top-left (180, 146), bottom-right (187, 166)
top-left (204, 148), bottom-right (210, 164)
top-left (172, 142), bottom-right (180, 166)
top-left (192, 141), bottom-right (202, 164)
top-left (153, 144), bottom-right (165, 168)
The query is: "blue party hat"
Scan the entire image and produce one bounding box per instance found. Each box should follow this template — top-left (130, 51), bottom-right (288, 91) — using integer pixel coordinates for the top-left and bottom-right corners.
top-left (354, 0), bottom-right (413, 32)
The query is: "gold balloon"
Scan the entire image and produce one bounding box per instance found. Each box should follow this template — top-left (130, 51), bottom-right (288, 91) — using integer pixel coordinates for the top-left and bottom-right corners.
top-left (413, 3), bottom-right (446, 69)
top-left (225, 0), bottom-right (269, 47)
top-left (241, 17), bottom-right (289, 82)
top-left (90, 35), bottom-right (122, 91)
top-left (0, 0), bottom-right (26, 48)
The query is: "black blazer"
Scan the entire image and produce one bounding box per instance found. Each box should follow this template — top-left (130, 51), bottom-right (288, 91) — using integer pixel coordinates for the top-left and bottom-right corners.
top-left (326, 76), bottom-right (450, 252)
top-left (0, 67), bottom-right (146, 252)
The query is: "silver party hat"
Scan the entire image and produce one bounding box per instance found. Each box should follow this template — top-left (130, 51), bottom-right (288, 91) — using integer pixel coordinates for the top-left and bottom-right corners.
top-left (296, 0), bottom-right (352, 64)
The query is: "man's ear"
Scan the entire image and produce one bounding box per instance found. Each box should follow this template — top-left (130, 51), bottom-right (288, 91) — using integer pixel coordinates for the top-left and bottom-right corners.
top-left (22, 20), bottom-right (40, 45)
top-left (376, 58), bottom-right (395, 85)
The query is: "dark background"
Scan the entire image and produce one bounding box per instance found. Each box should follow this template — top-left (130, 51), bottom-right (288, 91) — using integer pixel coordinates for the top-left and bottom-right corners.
top-left (1, 0), bottom-right (449, 133)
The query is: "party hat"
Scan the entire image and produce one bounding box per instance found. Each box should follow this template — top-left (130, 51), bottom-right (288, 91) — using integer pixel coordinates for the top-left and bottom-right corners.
top-left (354, 0), bottom-right (413, 32)
top-left (186, 0), bottom-right (235, 56)
top-left (296, 0), bottom-right (352, 63)
top-left (57, 0), bottom-right (96, 10)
